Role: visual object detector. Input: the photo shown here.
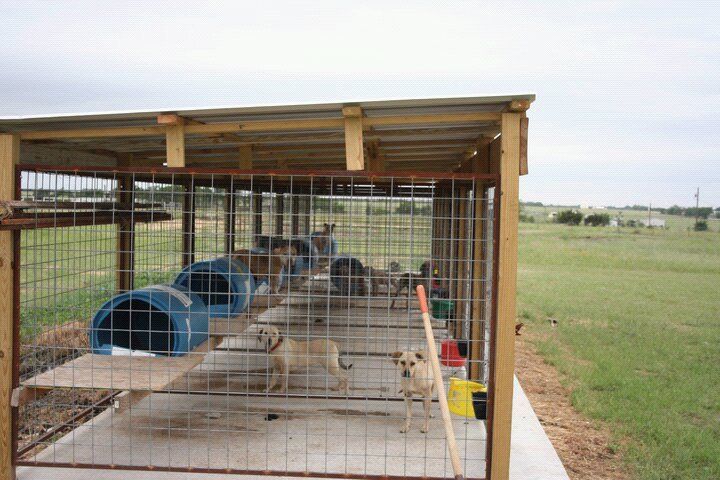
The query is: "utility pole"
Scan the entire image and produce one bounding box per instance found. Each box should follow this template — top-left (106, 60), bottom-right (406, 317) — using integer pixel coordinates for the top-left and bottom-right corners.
top-left (648, 203), bottom-right (652, 228)
top-left (694, 187), bottom-right (700, 228)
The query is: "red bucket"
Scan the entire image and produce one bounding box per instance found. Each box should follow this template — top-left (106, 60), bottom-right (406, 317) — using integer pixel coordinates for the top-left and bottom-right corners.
top-left (440, 340), bottom-right (466, 367)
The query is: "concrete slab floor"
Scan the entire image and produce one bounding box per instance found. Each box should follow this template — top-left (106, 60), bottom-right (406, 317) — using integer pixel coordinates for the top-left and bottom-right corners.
top-left (17, 377), bottom-right (568, 480)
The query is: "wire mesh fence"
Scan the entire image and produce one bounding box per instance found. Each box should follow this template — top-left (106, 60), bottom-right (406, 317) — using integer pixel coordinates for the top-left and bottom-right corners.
top-left (11, 168), bottom-right (496, 479)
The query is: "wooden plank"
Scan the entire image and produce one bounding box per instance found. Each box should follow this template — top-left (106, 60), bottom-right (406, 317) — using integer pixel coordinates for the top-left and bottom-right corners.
top-left (0, 134), bottom-right (19, 480)
top-left (488, 137), bottom-right (501, 175)
top-left (239, 144), bottom-right (253, 169)
top-left (185, 118), bottom-right (344, 135)
top-left (488, 112), bottom-right (521, 480)
top-left (165, 118), bottom-right (185, 167)
top-left (22, 336), bottom-right (222, 392)
top-left (343, 106), bottom-right (364, 171)
top-left (507, 99), bottom-right (531, 112)
top-left (519, 117), bottom-right (529, 176)
top-left (157, 113), bottom-right (181, 125)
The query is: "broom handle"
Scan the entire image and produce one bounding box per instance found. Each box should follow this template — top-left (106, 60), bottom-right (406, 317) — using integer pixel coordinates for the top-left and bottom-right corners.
top-left (416, 285), bottom-right (464, 480)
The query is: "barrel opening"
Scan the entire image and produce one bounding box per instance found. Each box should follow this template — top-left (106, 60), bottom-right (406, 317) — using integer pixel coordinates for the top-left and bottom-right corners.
top-left (95, 299), bottom-right (175, 355)
top-left (184, 271), bottom-right (232, 307)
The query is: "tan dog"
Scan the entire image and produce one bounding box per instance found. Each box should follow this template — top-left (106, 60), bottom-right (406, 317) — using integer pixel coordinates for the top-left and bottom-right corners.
top-left (392, 350), bottom-right (436, 433)
top-left (257, 325), bottom-right (352, 393)
top-left (232, 245), bottom-right (296, 293)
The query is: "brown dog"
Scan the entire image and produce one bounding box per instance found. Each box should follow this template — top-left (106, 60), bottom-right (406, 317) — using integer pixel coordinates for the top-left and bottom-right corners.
top-left (232, 245), bottom-right (296, 293)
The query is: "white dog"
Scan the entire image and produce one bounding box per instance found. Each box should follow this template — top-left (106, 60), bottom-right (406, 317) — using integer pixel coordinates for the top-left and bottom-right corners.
top-left (257, 326), bottom-right (352, 393)
top-left (392, 350), bottom-right (436, 433)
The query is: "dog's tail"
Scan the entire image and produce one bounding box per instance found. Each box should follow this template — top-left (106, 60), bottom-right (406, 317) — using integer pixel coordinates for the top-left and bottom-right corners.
top-left (339, 356), bottom-right (353, 370)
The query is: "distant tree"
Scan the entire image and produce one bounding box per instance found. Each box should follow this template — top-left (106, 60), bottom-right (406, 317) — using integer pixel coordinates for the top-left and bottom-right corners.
top-left (394, 201), bottom-right (431, 216)
top-left (522, 201), bottom-right (544, 207)
top-left (556, 210), bottom-right (583, 226)
top-left (685, 207), bottom-right (714, 220)
top-left (694, 220), bottom-right (709, 231)
top-left (626, 219), bottom-right (638, 228)
top-left (664, 205), bottom-right (684, 215)
top-left (584, 213), bottom-right (611, 226)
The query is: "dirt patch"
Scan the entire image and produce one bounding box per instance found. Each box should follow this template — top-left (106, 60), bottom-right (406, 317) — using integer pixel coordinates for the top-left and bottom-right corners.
top-left (515, 334), bottom-right (630, 480)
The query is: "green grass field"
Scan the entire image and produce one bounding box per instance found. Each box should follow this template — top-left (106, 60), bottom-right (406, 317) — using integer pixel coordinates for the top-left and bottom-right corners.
top-left (517, 220), bottom-right (720, 479)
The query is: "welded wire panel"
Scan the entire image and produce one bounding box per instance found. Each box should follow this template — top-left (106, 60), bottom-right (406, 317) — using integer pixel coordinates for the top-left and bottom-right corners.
top-left (16, 169), bottom-right (494, 479)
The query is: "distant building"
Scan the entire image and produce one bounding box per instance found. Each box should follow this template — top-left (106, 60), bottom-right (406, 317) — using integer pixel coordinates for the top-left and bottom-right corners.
top-left (638, 218), bottom-right (666, 228)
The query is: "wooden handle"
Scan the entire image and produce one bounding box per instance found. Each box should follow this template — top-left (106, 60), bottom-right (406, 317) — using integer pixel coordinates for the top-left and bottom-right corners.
top-left (416, 285), bottom-right (464, 479)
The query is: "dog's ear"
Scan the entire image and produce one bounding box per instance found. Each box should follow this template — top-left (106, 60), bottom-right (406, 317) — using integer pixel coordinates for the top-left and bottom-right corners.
top-left (391, 352), bottom-right (403, 365)
top-left (330, 223), bottom-right (335, 232)
top-left (258, 328), bottom-right (264, 335)
top-left (415, 351), bottom-right (426, 361)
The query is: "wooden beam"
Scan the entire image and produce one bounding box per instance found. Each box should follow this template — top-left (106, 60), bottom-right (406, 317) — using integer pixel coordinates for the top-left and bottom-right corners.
top-left (239, 145), bottom-right (253, 169)
top-left (519, 117), bottom-right (529, 175)
top-left (18, 112), bottom-right (500, 141)
top-left (363, 112), bottom-right (500, 128)
top-left (488, 112), bottom-right (521, 480)
top-left (165, 118), bottom-right (185, 167)
top-left (157, 113), bottom-right (182, 125)
top-left (20, 125), bottom-right (166, 140)
top-left (0, 134), bottom-right (19, 480)
top-left (507, 99), bottom-right (531, 112)
top-left (343, 106), bottom-right (364, 171)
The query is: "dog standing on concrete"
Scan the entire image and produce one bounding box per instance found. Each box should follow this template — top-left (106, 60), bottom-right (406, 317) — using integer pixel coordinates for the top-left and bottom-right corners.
top-left (391, 350), bottom-right (436, 433)
top-left (257, 325), bottom-right (352, 393)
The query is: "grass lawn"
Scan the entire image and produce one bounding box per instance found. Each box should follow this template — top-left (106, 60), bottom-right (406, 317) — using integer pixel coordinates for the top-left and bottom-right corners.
top-left (517, 221), bottom-right (720, 479)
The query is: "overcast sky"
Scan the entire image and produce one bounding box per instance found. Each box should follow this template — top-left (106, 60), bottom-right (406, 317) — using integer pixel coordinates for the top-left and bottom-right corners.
top-left (1, 1), bottom-right (718, 207)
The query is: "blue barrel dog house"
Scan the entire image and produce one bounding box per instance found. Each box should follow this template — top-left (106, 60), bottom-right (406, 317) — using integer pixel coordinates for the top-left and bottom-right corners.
top-left (89, 284), bottom-right (209, 356)
top-left (330, 256), bottom-right (365, 296)
top-left (174, 257), bottom-right (255, 317)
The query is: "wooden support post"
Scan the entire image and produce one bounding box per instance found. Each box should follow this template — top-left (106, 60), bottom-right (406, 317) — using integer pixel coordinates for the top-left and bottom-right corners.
top-left (182, 185), bottom-right (195, 267)
top-left (0, 134), bottom-right (19, 480)
top-left (166, 117), bottom-right (185, 167)
top-left (301, 195), bottom-right (311, 235)
top-left (291, 195), bottom-right (299, 237)
top-left (274, 195), bottom-right (284, 236)
top-left (253, 192), bottom-right (263, 241)
top-left (116, 154), bottom-right (134, 292)
top-left (239, 145), bottom-right (252, 169)
top-left (520, 117), bottom-right (529, 176)
top-left (454, 187), bottom-right (468, 339)
top-left (469, 186), bottom-right (486, 381)
top-left (488, 113), bottom-right (522, 480)
top-left (343, 106), bottom-right (364, 171)
top-left (225, 188), bottom-right (236, 254)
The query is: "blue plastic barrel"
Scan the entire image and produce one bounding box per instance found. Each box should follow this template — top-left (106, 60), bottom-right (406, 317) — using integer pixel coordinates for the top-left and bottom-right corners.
top-left (89, 284), bottom-right (209, 356)
top-left (174, 257), bottom-right (255, 317)
top-left (330, 256), bottom-right (365, 296)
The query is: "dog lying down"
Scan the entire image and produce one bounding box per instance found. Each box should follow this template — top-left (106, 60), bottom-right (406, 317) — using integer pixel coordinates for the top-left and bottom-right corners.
top-left (257, 326), bottom-right (352, 393)
top-left (392, 350), bottom-right (436, 433)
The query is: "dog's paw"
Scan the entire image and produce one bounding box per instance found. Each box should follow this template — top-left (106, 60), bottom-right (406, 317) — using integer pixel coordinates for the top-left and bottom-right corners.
top-left (421, 426), bottom-right (429, 433)
top-left (400, 425), bottom-right (410, 433)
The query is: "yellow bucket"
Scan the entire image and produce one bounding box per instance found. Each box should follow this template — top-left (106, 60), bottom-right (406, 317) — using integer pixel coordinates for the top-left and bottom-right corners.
top-left (447, 378), bottom-right (487, 418)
